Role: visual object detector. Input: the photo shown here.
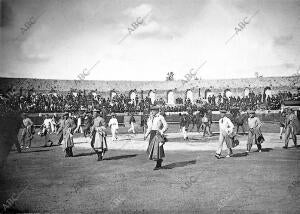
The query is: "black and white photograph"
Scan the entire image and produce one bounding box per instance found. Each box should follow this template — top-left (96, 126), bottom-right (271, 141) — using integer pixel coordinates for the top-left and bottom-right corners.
top-left (0, 0), bottom-right (300, 213)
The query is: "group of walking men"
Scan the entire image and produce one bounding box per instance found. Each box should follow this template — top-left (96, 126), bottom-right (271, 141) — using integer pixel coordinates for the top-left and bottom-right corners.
top-left (17, 106), bottom-right (298, 170)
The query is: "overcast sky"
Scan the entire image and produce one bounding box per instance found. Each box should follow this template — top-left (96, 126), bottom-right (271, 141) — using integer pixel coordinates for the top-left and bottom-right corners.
top-left (1, 0), bottom-right (300, 81)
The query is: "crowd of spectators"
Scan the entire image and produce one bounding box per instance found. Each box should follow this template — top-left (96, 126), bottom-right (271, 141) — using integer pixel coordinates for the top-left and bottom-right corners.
top-left (0, 89), bottom-right (299, 115)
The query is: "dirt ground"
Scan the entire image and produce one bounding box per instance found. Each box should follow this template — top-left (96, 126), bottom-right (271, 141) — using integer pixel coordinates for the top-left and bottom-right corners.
top-left (1, 128), bottom-right (300, 213)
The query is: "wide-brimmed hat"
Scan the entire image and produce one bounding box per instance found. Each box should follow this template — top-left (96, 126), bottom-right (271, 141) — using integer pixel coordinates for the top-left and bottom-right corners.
top-left (63, 112), bottom-right (69, 116)
top-left (111, 112), bottom-right (116, 116)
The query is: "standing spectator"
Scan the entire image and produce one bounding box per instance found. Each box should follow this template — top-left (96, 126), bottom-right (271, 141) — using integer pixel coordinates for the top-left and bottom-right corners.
top-left (215, 110), bottom-right (234, 159)
top-left (109, 113), bottom-right (119, 141)
top-left (247, 110), bottom-right (264, 153)
top-left (283, 108), bottom-right (297, 149)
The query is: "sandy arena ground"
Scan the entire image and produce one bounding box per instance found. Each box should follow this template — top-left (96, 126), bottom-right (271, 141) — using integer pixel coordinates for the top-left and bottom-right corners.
top-left (0, 131), bottom-right (299, 213)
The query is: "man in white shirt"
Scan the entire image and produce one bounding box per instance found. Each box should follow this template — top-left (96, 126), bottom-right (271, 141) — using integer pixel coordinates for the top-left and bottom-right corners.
top-left (145, 106), bottom-right (168, 170)
top-left (74, 112), bottom-right (84, 134)
top-left (109, 113), bottom-right (119, 141)
top-left (215, 110), bottom-right (234, 159)
top-left (41, 114), bottom-right (54, 147)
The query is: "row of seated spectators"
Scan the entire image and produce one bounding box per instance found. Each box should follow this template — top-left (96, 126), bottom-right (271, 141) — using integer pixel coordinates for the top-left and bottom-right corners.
top-left (0, 89), bottom-right (299, 114)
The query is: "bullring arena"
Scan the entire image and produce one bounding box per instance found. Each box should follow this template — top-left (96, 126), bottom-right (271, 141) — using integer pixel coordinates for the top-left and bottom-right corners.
top-left (0, 76), bottom-right (299, 213)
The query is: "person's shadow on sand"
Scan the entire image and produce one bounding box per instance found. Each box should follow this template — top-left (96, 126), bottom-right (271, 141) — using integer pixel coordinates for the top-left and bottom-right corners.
top-left (104, 154), bottom-right (138, 160)
top-left (230, 152), bottom-right (248, 157)
top-left (73, 151), bottom-right (96, 157)
top-left (161, 160), bottom-right (196, 169)
top-left (74, 152), bottom-right (138, 160)
top-left (261, 148), bottom-right (273, 152)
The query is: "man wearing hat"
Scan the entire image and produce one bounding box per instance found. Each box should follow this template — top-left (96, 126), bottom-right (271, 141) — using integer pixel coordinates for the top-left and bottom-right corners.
top-left (247, 110), bottom-right (264, 153)
top-left (57, 112), bottom-right (76, 157)
top-left (145, 106), bottom-right (168, 170)
top-left (215, 109), bottom-right (234, 159)
top-left (283, 108), bottom-right (297, 149)
top-left (109, 112), bottom-right (119, 141)
top-left (90, 109), bottom-right (108, 161)
top-left (20, 113), bottom-right (34, 149)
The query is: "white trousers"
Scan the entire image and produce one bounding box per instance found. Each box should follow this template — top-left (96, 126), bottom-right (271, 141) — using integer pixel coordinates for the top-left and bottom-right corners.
top-left (216, 132), bottom-right (231, 155)
top-left (182, 127), bottom-right (187, 139)
top-left (128, 122), bottom-right (135, 133)
top-left (111, 127), bottom-right (118, 140)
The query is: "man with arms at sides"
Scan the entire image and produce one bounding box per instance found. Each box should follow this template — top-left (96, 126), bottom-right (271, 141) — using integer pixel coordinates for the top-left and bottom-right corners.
top-left (74, 111), bottom-right (84, 134)
top-left (179, 113), bottom-right (189, 141)
top-left (83, 110), bottom-right (93, 137)
top-left (283, 108), bottom-right (298, 149)
top-left (202, 112), bottom-right (212, 137)
top-left (90, 109), bottom-right (108, 161)
top-left (128, 113), bottom-right (136, 135)
top-left (41, 114), bottom-right (54, 147)
top-left (56, 114), bottom-right (64, 146)
top-left (215, 110), bottom-right (234, 159)
top-left (207, 109), bottom-right (213, 136)
top-left (195, 111), bottom-right (203, 133)
top-left (279, 111), bottom-right (286, 140)
top-left (57, 112), bottom-right (76, 157)
top-left (109, 112), bottom-right (119, 141)
top-left (20, 113), bottom-right (34, 149)
top-left (145, 106), bottom-right (168, 170)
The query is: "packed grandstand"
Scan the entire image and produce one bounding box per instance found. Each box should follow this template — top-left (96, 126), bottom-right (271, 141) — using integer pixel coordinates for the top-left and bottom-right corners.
top-left (0, 76), bottom-right (299, 114)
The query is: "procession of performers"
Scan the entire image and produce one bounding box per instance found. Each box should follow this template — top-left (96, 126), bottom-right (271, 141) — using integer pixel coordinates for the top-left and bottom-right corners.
top-left (10, 105), bottom-right (298, 168)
